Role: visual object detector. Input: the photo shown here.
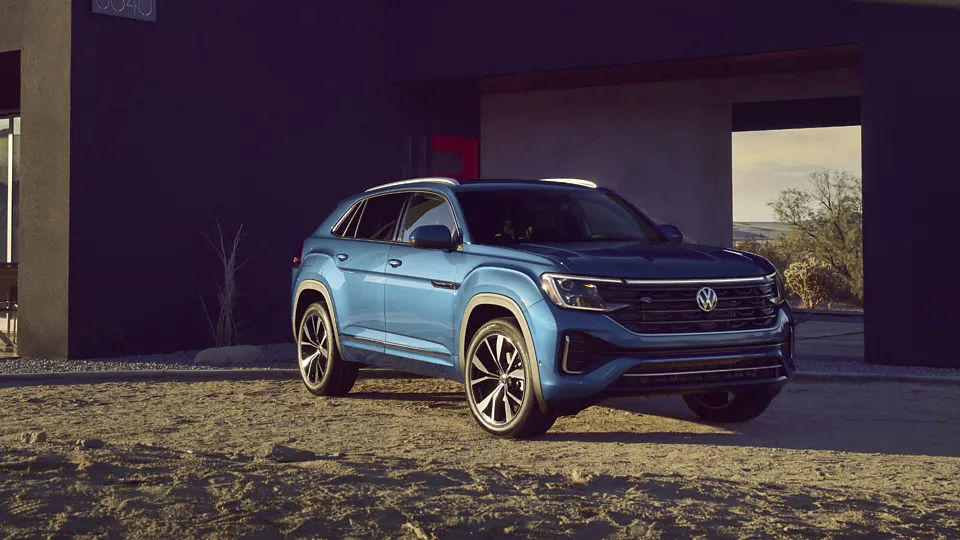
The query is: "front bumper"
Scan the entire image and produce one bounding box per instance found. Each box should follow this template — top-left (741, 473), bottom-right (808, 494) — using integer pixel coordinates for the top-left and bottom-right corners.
top-left (525, 301), bottom-right (795, 415)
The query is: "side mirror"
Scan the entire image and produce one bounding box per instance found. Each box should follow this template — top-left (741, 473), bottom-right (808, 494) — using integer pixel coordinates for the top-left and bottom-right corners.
top-left (409, 225), bottom-right (457, 250)
top-left (659, 224), bottom-right (683, 244)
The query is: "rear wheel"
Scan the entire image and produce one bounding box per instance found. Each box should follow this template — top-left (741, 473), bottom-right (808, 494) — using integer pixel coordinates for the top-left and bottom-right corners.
top-left (297, 302), bottom-right (358, 396)
top-left (464, 318), bottom-right (555, 438)
top-left (682, 384), bottom-right (781, 423)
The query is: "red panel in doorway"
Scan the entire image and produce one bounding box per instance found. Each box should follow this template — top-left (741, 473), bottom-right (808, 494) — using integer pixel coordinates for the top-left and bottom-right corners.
top-left (431, 135), bottom-right (478, 180)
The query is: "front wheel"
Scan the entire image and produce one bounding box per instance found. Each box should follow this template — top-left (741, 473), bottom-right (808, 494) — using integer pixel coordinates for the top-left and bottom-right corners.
top-left (682, 384), bottom-right (781, 423)
top-left (464, 318), bottom-right (555, 438)
top-left (297, 302), bottom-right (358, 396)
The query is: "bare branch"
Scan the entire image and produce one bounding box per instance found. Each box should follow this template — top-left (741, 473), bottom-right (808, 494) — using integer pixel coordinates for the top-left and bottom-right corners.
top-left (200, 222), bottom-right (250, 347)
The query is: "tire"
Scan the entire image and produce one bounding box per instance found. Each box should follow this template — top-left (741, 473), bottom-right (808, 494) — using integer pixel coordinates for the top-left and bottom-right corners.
top-left (682, 384), bottom-right (781, 423)
top-left (297, 302), bottom-right (358, 396)
top-left (463, 318), bottom-right (556, 438)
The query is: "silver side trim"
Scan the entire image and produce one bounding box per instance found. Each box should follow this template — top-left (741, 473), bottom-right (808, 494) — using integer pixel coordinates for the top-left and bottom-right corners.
top-left (623, 273), bottom-right (776, 286)
top-left (365, 177), bottom-right (459, 192)
top-left (341, 334), bottom-right (450, 358)
top-left (622, 365), bottom-right (782, 377)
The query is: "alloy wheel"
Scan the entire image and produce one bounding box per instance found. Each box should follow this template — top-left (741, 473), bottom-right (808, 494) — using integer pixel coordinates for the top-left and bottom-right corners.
top-left (298, 310), bottom-right (330, 388)
top-left (468, 333), bottom-right (526, 426)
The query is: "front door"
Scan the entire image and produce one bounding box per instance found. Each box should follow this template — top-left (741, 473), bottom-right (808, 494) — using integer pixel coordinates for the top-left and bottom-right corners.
top-left (384, 191), bottom-right (463, 376)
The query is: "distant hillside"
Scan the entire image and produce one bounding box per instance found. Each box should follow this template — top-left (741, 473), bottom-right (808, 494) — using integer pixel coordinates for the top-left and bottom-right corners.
top-left (733, 222), bottom-right (794, 243)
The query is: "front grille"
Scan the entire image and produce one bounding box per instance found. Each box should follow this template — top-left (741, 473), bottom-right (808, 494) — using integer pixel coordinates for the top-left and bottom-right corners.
top-left (613, 355), bottom-right (785, 389)
top-left (598, 279), bottom-right (779, 334)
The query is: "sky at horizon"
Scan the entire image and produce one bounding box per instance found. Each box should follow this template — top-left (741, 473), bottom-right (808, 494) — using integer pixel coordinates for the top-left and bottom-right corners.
top-left (732, 126), bottom-right (861, 222)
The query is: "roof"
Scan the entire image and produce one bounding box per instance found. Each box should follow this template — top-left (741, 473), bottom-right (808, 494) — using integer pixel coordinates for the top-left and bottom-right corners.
top-left (363, 177), bottom-right (598, 194)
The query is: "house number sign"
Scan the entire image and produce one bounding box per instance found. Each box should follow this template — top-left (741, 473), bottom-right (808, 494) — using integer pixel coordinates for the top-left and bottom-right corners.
top-left (92, 0), bottom-right (156, 22)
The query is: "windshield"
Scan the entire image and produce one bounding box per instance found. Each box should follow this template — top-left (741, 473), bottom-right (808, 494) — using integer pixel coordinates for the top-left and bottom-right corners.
top-left (456, 189), bottom-right (665, 244)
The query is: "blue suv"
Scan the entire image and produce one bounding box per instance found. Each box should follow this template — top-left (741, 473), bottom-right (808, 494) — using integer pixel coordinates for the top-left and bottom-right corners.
top-left (291, 178), bottom-right (794, 438)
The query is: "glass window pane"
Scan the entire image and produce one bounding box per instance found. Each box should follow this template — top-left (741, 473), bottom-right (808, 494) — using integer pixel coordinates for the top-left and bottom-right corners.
top-left (332, 202), bottom-right (361, 237)
top-left (11, 117), bottom-right (19, 262)
top-left (456, 189), bottom-right (662, 244)
top-left (0, 118), bottom-right (8, 262)
top-left (354, 193), bottom-right (406, 241)
top-left (400, 193), bottom-right (456, 242)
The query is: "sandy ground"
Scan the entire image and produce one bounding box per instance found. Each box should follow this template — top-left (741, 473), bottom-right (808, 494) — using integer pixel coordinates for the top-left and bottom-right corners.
top-left (1, 374), bottom-right (958, 538)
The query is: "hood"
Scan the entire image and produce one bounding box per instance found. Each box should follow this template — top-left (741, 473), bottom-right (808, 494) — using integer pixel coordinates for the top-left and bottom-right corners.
top-left (506, 241), bottom-right (774, 279)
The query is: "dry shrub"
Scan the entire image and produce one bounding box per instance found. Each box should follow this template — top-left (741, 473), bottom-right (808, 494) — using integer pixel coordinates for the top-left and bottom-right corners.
top-left (783, 258), bottom-right (841, 309)
top-left (769, 169), bottom-right (862, 302)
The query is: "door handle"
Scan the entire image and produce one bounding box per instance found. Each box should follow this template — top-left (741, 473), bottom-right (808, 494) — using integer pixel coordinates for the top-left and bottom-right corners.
top-left (388, 258), bottom-right (402, 268)
top-left (336, 253), bottom-right (348, 262)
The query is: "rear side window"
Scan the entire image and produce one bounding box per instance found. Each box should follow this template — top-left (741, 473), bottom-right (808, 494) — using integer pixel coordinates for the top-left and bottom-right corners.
top-left (400, 192), bottom-right (457, 242)
top-left (332, 202), bottom-right (363, 237)
top-left (353, 193), bottom-right (407, 241)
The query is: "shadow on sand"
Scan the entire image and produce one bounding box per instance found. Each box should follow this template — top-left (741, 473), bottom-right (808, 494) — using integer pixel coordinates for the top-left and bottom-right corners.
top-left (542, 385), bottom-right (960, 458)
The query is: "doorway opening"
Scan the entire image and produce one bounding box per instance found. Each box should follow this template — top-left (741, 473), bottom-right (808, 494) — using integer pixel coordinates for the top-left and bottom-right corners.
top-left (732, 124), bottom-right (862, 313)
top-left (0, 114), bottom-right (20, 356)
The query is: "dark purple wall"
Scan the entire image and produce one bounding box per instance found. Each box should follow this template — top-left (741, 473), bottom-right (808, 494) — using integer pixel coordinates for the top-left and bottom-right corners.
top-left (68, 0), bottom-right (480, 357)
top-left (859, 3), bottom-right (960, 367)
top-left (386, 0), bottom-right (860, 83)
top-left (66, 0), bottom-right (959, 367)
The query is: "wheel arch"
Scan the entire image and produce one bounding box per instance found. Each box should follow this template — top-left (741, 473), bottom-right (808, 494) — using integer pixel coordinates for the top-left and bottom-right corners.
top-left (292, 279), bottom-right (344, 359)
top-left (459, 293), bottom-right (548, 414)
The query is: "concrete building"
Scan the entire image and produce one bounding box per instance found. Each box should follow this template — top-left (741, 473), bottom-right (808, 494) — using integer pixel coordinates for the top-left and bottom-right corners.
top-left (0, 0), bottom-right (957, 367)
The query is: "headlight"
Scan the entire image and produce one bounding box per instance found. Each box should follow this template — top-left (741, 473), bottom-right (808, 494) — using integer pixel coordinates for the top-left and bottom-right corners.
top-left (540, 273), bottom-right (624, 312)
top-left (771, 271), bottom-right (786, 304)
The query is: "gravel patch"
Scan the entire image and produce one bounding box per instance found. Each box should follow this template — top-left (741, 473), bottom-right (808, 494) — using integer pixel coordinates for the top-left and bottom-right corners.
top-left (0, 343), bottom-right (296, 375)
top-left (1, 378), bottom-right (958, 537)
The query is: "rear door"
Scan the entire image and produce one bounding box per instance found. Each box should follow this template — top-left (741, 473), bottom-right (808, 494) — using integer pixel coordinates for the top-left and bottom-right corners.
top-left (329, 192), bottom-right (407, 360)
top-left (384, 191), bottom-right (463, 374)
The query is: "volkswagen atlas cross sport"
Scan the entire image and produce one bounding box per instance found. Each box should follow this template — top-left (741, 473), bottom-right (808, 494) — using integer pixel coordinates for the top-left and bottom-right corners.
top-left (291, 177), bottom-right (795, 438)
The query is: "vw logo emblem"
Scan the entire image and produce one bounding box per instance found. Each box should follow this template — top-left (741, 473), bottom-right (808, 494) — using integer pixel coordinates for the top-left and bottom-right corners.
top-left (696, 287), bottom-right (718, 312)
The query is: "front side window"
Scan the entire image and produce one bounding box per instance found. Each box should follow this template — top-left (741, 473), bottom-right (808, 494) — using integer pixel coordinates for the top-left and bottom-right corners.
top-left (352, 193), bottom-right (406, 241)
top-left (400, 192), bottom-right (456, 242)
top-left (456, 189), bottom-right (664, 244)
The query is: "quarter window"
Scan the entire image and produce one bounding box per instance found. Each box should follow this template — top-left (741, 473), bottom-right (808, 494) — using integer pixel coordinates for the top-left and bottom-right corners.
top-left (332, 202), bottom-right (362, 237)
top-left (353, 193), bottom-right (406, 241)
top-left (400, 193), bottom-right (457, 242)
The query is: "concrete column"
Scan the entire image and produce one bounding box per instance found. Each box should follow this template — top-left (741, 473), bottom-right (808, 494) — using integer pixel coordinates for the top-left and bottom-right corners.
top-left (0, 0), bottom-right (72, 359)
